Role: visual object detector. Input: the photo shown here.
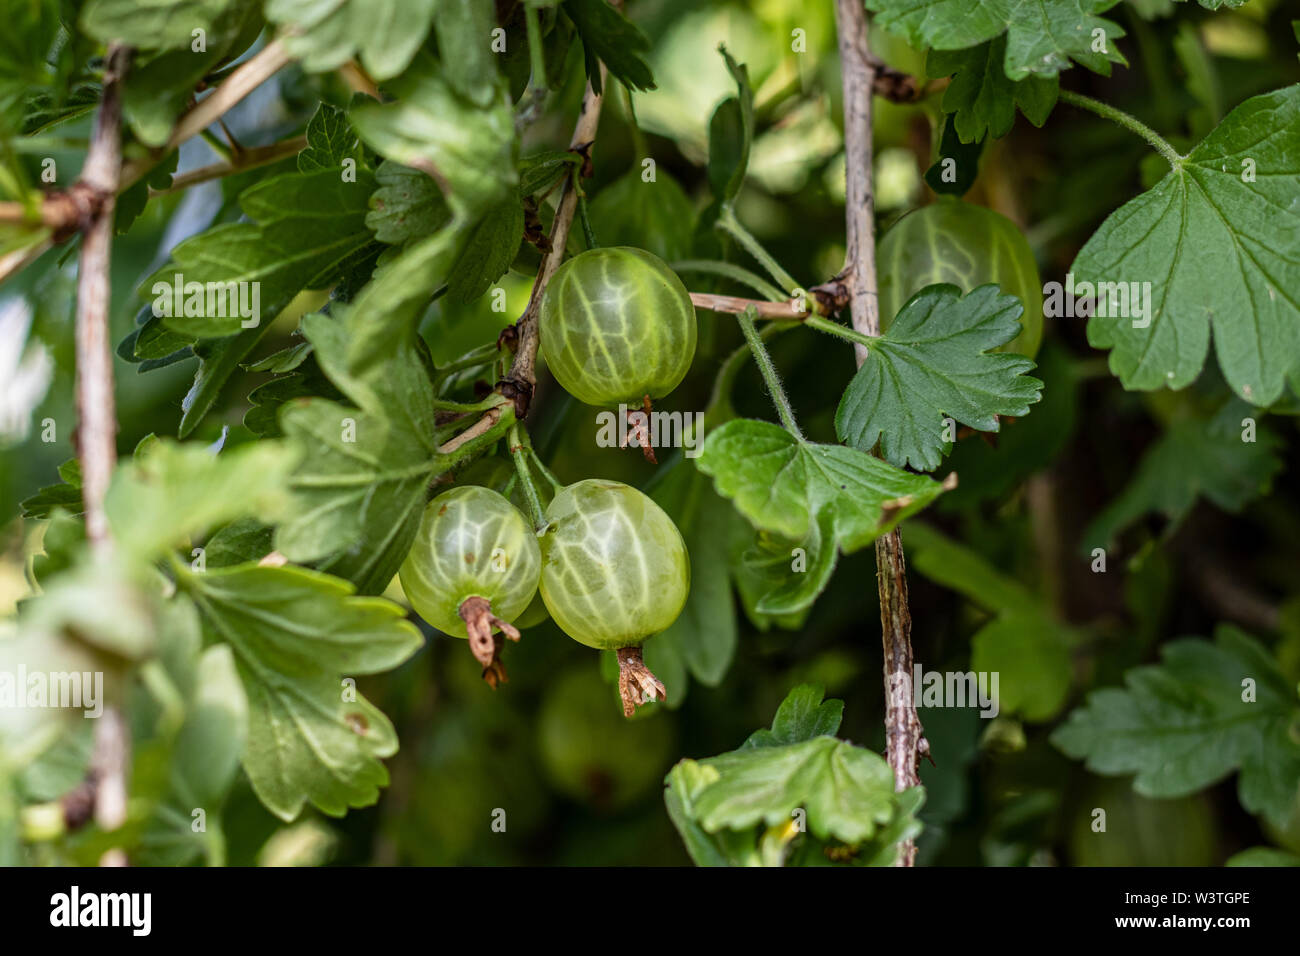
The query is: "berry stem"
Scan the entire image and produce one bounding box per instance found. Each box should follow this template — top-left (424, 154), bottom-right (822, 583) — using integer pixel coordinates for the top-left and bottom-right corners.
top-left (737, 308), bottom-right (804, 441)
top-left (459, 596), bottom-right (520, 689)
top-left (716, 203), bottom-right (801, 295)
top-left (673, 259), bottom-right (786, 302)
top-left (616, 646), bottom-right (666, 717)
top-left (508, 423), bottom-right (547, 530)
top-left (1057, 89), bottom-right (1183, 167)
top-left (804, 314), bottom-right (876, 348)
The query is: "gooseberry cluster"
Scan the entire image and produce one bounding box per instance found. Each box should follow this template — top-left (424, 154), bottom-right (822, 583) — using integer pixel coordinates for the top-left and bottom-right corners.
top-left (399, 247), bottom-right (697, 715)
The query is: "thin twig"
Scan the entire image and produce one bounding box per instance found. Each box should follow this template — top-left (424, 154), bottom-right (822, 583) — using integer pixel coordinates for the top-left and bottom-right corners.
top-left (2, 37), bottom-right (295, 277)
top-left (151, 135), bottom-right (308, 195)
top-left (499, 64), bottom-right (607, 416)
top-left (437, 402), bottom-right (506, 455)
top-left (0, 236), bottom-right (54, 285)
top-left (835, 0), bottom-right (923, 867)
top-left (168, 40), bottom-right (292, 155)
top-left (690, 291), bottom-right (821, 320)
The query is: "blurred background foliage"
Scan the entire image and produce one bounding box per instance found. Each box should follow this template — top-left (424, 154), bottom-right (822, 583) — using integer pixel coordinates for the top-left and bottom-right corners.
top-left (3, 0), bottom-right (1300, 865)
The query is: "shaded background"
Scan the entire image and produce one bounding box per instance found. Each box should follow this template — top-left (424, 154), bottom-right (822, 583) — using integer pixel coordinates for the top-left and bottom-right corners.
top-left (3, 0), bottom-right (1300, 865)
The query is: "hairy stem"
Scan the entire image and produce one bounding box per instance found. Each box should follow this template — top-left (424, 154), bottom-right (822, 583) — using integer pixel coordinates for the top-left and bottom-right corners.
top-left (716, 204), bottom-right (800, 295)
top-left (1057, 89), bottom-right (1183, 166)
top-left (804, 314), bottom-right (875, 347)
top-left (673, 259), bottom-right (786, 301)
top-left (835, 0), bottom-right (922, 867)
top-left (508, 423), bottom-right (547, 529)
top-left (737, 308), bottom-right (803, 440)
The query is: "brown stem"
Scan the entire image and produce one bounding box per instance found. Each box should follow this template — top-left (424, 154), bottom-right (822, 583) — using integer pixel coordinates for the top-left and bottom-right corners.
top-left (498, 65), bottom-right (607, 417)
top-left (458, 595), bottom-right (522, 689)
top-left (73, 43), bottom-right (132, 866)
top-left (616, 646), bottom-right (665, 717)
top-left (75, 43), bottom-right (129, 554)
top-left (835, 0), bottom-right (923, 866)
top-left (690, 291), bottom-right (828, 320)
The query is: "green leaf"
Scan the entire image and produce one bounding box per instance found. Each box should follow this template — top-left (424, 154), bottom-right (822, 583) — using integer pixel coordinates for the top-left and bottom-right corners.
top-left (274, 229), bottom-right (471, 592)
top-left (903, 521), bottom-right (1078, 722)
top-left (835, 284), bottom-right (1043, 472)
top-left (1082, 399), bottom-right (1282, 551)
top-left (1226, 847), bottom-right (1300, 867)
top-left (1052, 625), bottom-right (1300, 829)
top-left (350, 69), bottom-right (516, 218)
top-left (446, 198), bottom-right (523, 302)
top-left (105, 438), bottom-right (296, 563)
top-left (20, 459), bottom-right (83, 519)
top-left (366, 160), bottom-right (452, 244)
top-left (924, 114), bottom-right (982, 197)
top-left (202, 518), bottom-right (275, 567)
top-left (736, 513), bottom-right (839, 618)
top-left (971, 612), bottom-right (1072, 722)
top-left (706, 47), bottom-right (753, 202)
top-left (181, 562), bottom-right (423, 820)
top-left (691, 736), bottom-right (896, 844)
top-left (937, 345), bottom-right (1077, 507)
top-left (1077, 86), bottom-right (1300, 405)
top-left (650, 461), bottom-right (738, 686)
top-left (588, 169), bottom-right (696, 262)
top-left (121, 0), bottom-right (261, 146)
top-left (668, 691), bottom-right (925, 865)
top-left (927, 36), bottom-right (1058, 143)
top-left (519, 149), bottom-right (581, 198)
top-left (563, 0), bottom-right (655, 94)
top-left (138, 645), bottom-right (247, 865)
top-left (266, 0), bottom-right (436, 80)
top-left (297, 101), bottom-right (363, 172)
top-left (664, 761), bottom-right (761, 866)
top-left (698, 419), bottom-right (949, 552)
top-left (143, 167), bottom-right (377, 339)
top-left (180, 326), bottom-right (268, 438)
top-left (81, 0), bottom-right (235, 52)
top-left (433, 0), bottom-right (499, 108)
top-left (865, 0), bottom-right (1128, 80)
top-left (743, 684), bottom-right (844, 748)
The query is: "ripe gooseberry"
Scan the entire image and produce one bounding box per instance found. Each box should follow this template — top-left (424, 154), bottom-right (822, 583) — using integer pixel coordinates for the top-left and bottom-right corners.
top-left (877, 198), bottom-right (1043, 358)
top-left (539, 247), bottom-right (697, 407)
top-left (399, 486), bottom-right (541, 687)
top-left (538, 479), bottom-right (689, 715)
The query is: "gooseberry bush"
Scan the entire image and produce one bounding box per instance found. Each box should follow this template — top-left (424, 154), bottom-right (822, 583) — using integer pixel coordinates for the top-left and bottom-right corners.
top-left (0, 0), bottom-right (1298, 870)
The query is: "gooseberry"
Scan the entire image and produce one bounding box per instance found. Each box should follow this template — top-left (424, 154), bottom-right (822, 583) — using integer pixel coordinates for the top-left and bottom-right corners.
top-left (399, 486), bottom-right (541, 686)
top-left (877, 199), bottom-right (1043, 358)
top-left (538, 478), bottom-right (689, 715)
top-left (539, 246), bottom-right (697, 406)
